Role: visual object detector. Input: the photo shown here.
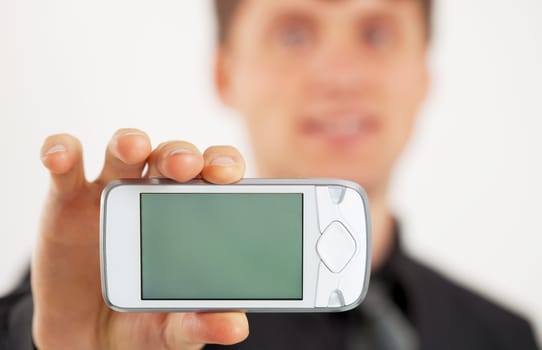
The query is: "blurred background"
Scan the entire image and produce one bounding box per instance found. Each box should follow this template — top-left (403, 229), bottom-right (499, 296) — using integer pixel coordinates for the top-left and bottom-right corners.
top-left (1, 0), bottom-right (541, 342)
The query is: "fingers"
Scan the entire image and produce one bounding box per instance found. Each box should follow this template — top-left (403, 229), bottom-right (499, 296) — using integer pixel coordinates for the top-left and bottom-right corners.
top-left (146, 141), bottom-right (205, 181)
top-left (163, 312), bottom-right (249, 348)
top-left (97, 129), bottom-right (152, 185)
top-left (146, 143), bottom-right (245, 184)
top-left (201, 146), bottom-right (245, 184)
top-left (42, 131), bottom-right (246, 199)
top-left (40, 134), bottom-right (85, 199)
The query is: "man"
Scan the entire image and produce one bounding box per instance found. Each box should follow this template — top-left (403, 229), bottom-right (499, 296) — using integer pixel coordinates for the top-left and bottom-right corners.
top-left (1, 0), bottom-right (539, 349)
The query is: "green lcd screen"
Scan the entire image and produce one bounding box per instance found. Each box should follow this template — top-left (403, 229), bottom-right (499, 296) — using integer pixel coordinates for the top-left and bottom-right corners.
top-left (140, 193), bottom-right (303, 300)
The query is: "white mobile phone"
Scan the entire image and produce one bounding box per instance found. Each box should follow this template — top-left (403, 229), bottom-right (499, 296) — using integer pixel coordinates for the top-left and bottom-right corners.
top-left (100, 178), bottom-right (371, 312)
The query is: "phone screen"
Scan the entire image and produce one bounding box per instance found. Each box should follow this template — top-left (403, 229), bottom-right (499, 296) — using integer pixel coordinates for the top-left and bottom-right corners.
top-left (140, 193), bottom-right (303, 300)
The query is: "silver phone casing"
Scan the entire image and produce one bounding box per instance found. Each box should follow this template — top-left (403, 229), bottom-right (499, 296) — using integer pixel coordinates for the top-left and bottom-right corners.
top-left (100, 178), bottom-right (371, 312)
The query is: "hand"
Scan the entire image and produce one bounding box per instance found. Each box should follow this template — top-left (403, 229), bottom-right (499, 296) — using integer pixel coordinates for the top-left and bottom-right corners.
top-left (32, 129), bottom-right (249, 350)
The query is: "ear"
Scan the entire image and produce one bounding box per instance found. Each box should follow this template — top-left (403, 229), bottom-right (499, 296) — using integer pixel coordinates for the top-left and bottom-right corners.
top-left (214, 47), bottom-right (234, 107)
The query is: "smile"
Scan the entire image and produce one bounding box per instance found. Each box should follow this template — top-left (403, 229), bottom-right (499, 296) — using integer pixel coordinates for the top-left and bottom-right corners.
top-left (301, 113), bottom-right (378, 146)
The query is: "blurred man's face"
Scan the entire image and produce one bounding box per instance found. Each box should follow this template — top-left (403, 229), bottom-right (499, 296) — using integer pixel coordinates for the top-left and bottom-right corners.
top-left (216, 0), bottom-right (429, 192)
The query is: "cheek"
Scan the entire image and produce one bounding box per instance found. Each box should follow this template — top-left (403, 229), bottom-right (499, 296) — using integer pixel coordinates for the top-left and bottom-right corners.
top-left (229, 58), bottom-right (307, 160)
top-left (232, 58), bottom-right (304, 109)
top-left (231, 58), bottom-right (305, 133)
top-left (381, 58), bottom-right (426, 144)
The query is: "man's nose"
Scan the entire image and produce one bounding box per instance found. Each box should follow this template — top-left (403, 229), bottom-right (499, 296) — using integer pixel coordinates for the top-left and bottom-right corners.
top-left (306, 40), bottom-right (368, 100)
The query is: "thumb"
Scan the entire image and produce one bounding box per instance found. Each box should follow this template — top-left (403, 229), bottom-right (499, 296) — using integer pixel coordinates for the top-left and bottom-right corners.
top-left (163, 312), bottom-right (249, 349)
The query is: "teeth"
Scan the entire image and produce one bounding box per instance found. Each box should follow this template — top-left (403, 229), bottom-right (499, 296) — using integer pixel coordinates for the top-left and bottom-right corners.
top-left (304, 113), bottom-right (370, 139)
top-left (325, 117), bottom-right (362, 136)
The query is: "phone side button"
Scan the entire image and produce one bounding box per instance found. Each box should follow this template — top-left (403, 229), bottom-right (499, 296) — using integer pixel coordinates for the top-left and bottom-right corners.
top-left (315, 262), bottom-right (341, 307)
top-left (316, 221), bottom-right (356, 273)
top-left (328, 290), bottom-right (345, 307)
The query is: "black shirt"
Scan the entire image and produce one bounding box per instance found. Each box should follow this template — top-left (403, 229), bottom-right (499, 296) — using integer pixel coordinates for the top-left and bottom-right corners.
top-left (1, 233), bottom-right (539, 350)
top-left (206, 234), bottom-right (539, 350)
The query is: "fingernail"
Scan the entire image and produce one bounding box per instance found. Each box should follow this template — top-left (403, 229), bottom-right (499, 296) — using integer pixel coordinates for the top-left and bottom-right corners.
top-left (41, 144), bottom-right (66, 160)
top-left (110, 131), bottom-right (147, 159)
top-left (117, 131), bottom-right (146, 138)
top-left (209, 156), bottom-right (236, 166)
top-left (112, 131), bottom-right (147, 148)
top-left (158, 148), bottom-right (197, 175)
top-left (166, 148), bottom-right (196, 158)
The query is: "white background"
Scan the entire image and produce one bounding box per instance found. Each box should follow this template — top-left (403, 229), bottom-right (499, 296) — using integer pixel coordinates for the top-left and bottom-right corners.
top-left (1, 0), bottom-right (541, 343)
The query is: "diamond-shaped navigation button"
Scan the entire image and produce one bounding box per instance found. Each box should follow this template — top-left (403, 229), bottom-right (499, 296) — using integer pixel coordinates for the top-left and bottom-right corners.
top-left (317, 221), bottom-right (356, 273)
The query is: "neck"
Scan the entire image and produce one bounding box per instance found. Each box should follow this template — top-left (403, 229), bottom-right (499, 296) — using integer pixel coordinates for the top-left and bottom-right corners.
top-left (366, 183), bottom-right (395, 271)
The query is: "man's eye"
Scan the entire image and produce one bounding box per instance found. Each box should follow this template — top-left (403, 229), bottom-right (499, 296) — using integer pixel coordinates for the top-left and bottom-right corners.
top-left (278, 26), bottom-right (311, 48)
top-left (362, 25), bottom-right (393, 49)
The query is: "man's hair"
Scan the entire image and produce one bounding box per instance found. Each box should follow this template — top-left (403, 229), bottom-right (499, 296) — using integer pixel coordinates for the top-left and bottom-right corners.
top-left (214, 0), bottom-right (432, 45)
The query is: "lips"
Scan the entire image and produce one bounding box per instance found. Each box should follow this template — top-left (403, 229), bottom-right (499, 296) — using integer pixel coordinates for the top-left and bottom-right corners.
top-left (300, 112), bottom-right (378, 147)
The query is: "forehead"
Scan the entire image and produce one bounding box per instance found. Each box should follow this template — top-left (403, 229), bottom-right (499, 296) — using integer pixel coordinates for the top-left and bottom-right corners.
top-left (239, 0), bottom-right (423, 18)
top-left (229, 0), bottom-right (426, 38)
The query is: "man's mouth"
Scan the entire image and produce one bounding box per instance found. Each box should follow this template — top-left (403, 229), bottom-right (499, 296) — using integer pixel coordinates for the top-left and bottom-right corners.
top-left (300, 112), bottom-right (378, 147)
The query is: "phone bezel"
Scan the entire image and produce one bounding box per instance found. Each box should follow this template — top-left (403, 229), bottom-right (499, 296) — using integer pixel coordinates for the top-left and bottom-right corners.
top-left (100, 178), bottom-right (370, 312)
